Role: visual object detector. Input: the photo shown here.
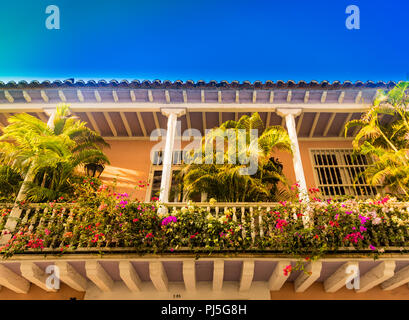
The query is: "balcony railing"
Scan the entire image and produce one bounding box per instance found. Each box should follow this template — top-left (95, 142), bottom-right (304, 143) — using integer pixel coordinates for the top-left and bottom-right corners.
top-left (0, 201), bottom-right (408, 256)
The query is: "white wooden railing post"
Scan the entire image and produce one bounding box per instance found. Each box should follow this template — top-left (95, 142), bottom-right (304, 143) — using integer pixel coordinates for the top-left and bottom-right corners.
top-left (158, 108), bottom-right (186, 203)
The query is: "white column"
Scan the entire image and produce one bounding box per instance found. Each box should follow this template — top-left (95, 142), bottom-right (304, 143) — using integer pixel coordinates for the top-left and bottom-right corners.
top-left (45, 108), bottom-right (57, 129)
top-left (277, 109), bottom-right (309, 203)
top-left (159, 108), bottom-right (186, 203)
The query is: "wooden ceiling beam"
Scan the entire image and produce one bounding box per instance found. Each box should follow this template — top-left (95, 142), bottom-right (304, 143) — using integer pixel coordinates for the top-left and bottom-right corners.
top-left (338, 91), bottom-right (345, 103)
top-left (40, 90), bottom-right (49, 103)
top-left (94, 90), bottom-right (102, 103)
top-left (58, 90), bottom-right (66, 102)
top-left (296, 112), bottom-right (304, 134)
top-left (321, 91), bottom-right (327, 103)
top-left (323, 113), bottom-right (336, 137)
top-left (339, 112), bottom-right (353, 137)
top-left (4, 90), bottom-right (14, 103)
top-left (77, 89), bottom-right (84, 102)
top-left (112, 90), bottom-right (119, 103)
top-left (136, 112), bottom-right (147, 137)
top-left (286, 90), bottom-right (292, 103)
top-left (22, 91), bottom-right (31, 103)
top-left (103, 112), bottom-right (117, 136)
top-left (119, 112), bottom-right (132, 137)
top-left (309, 112), bottom-right (320, 137)
top-left (86, 112), bottom-right (101, 134)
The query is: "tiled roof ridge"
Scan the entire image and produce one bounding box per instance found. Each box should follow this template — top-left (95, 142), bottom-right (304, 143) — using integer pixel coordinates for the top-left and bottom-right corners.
top-left (0, 79), bottom-right (398, 89)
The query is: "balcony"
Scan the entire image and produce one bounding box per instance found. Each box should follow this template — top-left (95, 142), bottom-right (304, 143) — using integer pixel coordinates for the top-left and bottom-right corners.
top-left (0, 198), bottom-right (408, 299)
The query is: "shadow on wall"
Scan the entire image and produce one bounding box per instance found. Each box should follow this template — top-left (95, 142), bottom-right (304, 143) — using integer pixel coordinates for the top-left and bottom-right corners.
top-left (100, 165), bottom-right (148, 201)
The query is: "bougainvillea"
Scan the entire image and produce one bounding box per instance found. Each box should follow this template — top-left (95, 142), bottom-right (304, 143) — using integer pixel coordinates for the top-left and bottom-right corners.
top-left (0, 180), bottom-right (408, 261)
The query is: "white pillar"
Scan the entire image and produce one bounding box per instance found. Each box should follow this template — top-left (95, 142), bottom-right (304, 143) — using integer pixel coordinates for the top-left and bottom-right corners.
top-left (159, 108), bottom-right (186, 203)
top-left (45, 108), bottom-right (57, 129)
top-left (276, 109), bottom-right (308, 203)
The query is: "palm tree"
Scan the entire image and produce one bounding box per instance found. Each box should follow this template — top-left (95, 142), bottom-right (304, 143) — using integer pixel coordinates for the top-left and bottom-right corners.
top-left (0, 104), bottom-right (110, 202)
top-left (180, 112), bottom-right (293, 202)
top-left (0, 165), bottom-right (23, 202)
top-left (345, 82), bottom-right (409, 198)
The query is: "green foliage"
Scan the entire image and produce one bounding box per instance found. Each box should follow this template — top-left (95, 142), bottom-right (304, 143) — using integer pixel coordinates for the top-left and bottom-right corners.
top-left (180, 112), bottom-right (293, 202)
top-left (0, 104), bottom-right (110, 202)
top-left (1, 182), bottom-right (408, 260)
top-left (345, 82), bottom-right (409, 199)
top-left (0, 165), bottom-right (23, 202)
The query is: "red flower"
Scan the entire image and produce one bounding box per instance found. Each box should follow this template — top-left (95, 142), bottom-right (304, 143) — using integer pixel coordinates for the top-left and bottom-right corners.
top-left (283, 264), bottom-right (292, 276)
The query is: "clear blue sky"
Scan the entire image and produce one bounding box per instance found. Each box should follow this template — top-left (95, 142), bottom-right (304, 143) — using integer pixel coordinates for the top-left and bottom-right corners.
top-left (0, 0), bottom-right (408, 82)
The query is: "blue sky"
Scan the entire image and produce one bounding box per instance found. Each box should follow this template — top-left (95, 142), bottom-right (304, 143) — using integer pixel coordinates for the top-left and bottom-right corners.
top-left (0, 0), bottom-right (408, 82)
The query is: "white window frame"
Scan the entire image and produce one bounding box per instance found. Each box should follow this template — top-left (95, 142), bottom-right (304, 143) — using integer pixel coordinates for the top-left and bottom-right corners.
top-left (145, 150), bottom-right (187, 202)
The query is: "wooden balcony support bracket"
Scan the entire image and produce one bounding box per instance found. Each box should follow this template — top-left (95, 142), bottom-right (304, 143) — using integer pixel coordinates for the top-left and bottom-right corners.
top-left (294, 261), bottom-right (322, 293)
top-left (213, 260), bottom-right (224, 291)
top-left (85, 261), bottom-right (114, 292)
top-left (324, 261), bottom-right (359, 293)
top-left (381, 264), bottom-right (409, 291)
top-left (0, 263), bottom-right (30, 293)
top-left (183, 260), bottom-right (196, 291)
top-left (357, 261), bottom-right (395, 293)
top-left (239, 260), bottom-right (255, 292)
top-left (20, 262), bottom-right (57, 292)
top-left (119, 261), bottom-right (142, 292)
top-left (55, 261), bottom-right (87, 292)
top-left (269, 260), bottom-right (291, 291)
top-left (149, 261), bottom-right (168, 292)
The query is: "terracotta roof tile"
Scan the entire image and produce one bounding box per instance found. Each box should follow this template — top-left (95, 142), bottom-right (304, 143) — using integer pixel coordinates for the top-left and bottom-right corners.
top-left (0, 79), bottom-right (398, 90)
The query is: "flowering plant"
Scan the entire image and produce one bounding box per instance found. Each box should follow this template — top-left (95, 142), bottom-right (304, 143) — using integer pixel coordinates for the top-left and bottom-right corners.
top-left (0, 182), bottom-right (408, 260)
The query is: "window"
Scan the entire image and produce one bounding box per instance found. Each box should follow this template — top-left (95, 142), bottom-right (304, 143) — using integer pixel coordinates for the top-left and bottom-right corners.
top-left (146, 150), bottom-right (201, 202)
top-left (310, 149), bottom-right (381, 198)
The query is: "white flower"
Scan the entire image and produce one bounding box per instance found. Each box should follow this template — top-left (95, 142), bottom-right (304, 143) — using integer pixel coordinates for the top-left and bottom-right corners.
top-left (209, 198), bottom-right (217, 205)
top-left (206, 214), bottom-right (214, 220)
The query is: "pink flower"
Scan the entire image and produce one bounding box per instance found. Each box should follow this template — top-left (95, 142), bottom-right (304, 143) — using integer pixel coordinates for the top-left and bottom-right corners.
top-left (162, 216), bottom-right (177, 226)
top-left (283, 264), bottom-right (292, 276)
top-left (344, 232), bottom-right (364, 244)
top-left (369, 245), bottom-right (376, 251)
top-left (275, 219), bottom-right (288, 231)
